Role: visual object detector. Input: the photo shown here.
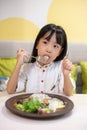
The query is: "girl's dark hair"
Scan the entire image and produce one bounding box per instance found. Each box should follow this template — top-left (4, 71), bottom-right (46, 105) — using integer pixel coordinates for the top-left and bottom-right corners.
top-left (31, 23), bottom-right (67, 63)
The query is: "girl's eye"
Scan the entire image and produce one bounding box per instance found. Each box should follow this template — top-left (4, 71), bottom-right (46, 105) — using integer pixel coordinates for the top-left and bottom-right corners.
top-left (43, 41), bottom-right (48, 44)
top-left (53, 45), bottom-right (59, 48)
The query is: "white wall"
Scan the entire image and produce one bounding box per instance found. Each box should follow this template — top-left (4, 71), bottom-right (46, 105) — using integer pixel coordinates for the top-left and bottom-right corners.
top-left (0, 0), bottom-right (52, 28)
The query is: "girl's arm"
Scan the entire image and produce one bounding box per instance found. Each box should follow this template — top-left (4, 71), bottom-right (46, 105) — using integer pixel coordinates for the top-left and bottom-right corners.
top-left (7, 49), bottom-right (29, 94)
top-left (7, 62), bottom-right (22, 94)
top-left (62, 56), bottom-right (74, 96)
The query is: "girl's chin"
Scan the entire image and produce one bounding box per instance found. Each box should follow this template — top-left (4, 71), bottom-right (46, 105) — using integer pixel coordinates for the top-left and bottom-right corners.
top-left (38, 61), bottom-right (50, 66)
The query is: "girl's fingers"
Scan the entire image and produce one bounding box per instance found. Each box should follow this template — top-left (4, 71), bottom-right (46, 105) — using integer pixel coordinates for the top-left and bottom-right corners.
top-left (17, 48), bottom-right (25, 53)
top-left (62, 56), bottom-right (73, 71)
top-left (17, 49), bottom-right (29, 56)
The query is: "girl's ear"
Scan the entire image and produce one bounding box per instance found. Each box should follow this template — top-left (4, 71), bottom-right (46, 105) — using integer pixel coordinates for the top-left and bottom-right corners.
top-left (59, 48), bottom-right (63, 55)
top-left (36, 45), bottom-right (38, 49)
top-left (36, 42), bottom-right (39, 49)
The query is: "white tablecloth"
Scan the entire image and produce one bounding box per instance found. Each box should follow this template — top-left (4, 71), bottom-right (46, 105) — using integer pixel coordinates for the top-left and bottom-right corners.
top-left (0, 91), bottom-right (87, 130)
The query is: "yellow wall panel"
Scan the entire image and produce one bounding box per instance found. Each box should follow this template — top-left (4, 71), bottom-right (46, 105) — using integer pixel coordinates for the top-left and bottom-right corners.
top-left (0, 18), bottom-right (39, 41)
top-left (47, 0), bottom-right (87, 43)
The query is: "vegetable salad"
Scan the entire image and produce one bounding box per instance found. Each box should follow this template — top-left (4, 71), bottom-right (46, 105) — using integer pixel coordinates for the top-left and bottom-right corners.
top-left (13, 93), bottom-right (65, 114)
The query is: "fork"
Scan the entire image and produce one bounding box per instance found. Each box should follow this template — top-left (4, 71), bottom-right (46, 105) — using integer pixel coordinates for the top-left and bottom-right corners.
top-left (23, 55), bottom-right (49, 64)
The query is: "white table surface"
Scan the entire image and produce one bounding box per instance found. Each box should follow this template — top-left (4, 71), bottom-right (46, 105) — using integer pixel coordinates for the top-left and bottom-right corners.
top-left (0, 91), bottom-right (87, 130)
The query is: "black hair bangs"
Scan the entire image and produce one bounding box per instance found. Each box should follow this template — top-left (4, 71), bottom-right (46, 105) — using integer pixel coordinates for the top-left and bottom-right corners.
top-left (45, 28), bottom-right (66, 48)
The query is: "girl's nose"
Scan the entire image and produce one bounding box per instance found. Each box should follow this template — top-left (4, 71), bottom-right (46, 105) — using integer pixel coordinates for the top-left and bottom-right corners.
top-left (46, 45), bottom-right (52, 53)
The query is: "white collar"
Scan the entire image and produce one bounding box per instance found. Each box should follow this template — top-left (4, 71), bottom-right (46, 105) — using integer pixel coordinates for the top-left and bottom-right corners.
top-left (35, 61), bottom-right (54, 69)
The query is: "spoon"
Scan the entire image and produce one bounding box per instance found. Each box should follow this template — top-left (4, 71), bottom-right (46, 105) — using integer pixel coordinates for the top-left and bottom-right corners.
top-left (23, 55), bottom-right (49, 64)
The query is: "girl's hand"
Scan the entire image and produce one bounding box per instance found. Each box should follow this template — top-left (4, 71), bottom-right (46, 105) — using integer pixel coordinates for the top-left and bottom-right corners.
top-left (62, 56), bottom-right (73, 76)
top-left (17, 49), bottom-right (29, 65)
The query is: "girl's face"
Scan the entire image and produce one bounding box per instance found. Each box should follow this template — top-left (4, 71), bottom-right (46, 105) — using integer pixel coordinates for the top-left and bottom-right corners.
top-left (36, 32), bottom-right (63, 65)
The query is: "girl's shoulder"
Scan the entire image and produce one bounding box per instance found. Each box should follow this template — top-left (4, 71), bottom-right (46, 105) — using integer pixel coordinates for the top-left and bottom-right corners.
top-left (53, 60), bottom-right (62, 72)
top-left (54, 60), bottom-right (62, 66)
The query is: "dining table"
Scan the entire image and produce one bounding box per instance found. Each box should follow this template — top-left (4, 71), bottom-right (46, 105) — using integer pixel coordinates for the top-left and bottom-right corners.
top-left (0, 91), bottom-right (87, 130)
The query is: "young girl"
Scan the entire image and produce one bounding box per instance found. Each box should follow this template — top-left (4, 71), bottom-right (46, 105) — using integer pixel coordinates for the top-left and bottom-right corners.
top-left (7, 24), bottom-right (75, 96)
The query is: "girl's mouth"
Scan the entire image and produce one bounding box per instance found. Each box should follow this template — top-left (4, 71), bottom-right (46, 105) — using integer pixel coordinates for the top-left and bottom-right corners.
top-left (44, 55), bottom-right (49, 60)
top-left (37, 55), bottom-right (50, 64)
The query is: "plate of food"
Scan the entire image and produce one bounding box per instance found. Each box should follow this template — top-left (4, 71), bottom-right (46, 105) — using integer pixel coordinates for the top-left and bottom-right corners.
top-left (5, 93), bottom-right (74, 119)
